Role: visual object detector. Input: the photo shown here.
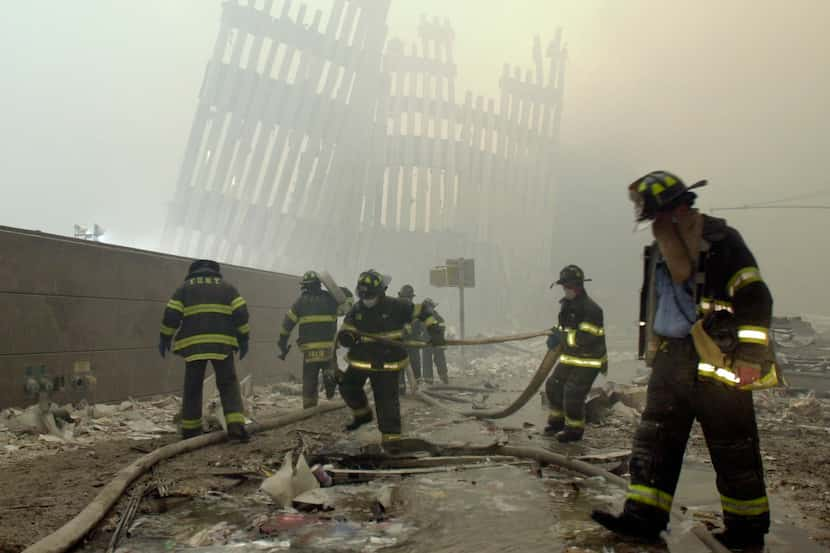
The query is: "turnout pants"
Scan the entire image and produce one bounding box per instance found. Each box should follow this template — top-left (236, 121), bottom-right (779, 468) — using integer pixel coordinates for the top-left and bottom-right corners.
top-left (545, 362), bottom-right (600, 430)
top-left (624, 337), bottom-right (769, 535)
top-left (422, 347), bottom-right (449, 383)
top-left (340, 366), bottom-right (402, 441)
top-left (407, 348), bottom-right (422, 379)
top-left (181, 356), bottom-right (245, 434)
top-left (302, 359), bottom-right (336, 409)
top-left (400, 348), bottom-right (422, 393)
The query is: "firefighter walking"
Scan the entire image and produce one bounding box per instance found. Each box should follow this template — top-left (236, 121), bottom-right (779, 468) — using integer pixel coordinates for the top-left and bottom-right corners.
top-left (159, 259), bottom-right (250, 442)
top-left (396, 284), bottom-right (426, 391)
top-left (544, 265), bottom-right (607, 442)
top-left (420, 297), bottom-right (449, 385)
top-left (592, 171), bottom-right (777, 549)
top-left (338, 270), bottom-right (444, 451)
top-left (278, 271), bottom-right (341, 409)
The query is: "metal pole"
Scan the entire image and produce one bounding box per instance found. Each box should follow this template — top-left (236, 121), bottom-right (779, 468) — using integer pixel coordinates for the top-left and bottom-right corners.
top-left (458, 258), bottom-right (466, 339)
top-left (458, 258), bottom-right (466, 369)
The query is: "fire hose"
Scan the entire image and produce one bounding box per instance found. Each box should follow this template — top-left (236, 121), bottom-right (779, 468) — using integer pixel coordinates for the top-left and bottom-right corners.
top-left (341, 329), bottom-right (558, 420)
top-left (22, 403), bottom-right (347, 553)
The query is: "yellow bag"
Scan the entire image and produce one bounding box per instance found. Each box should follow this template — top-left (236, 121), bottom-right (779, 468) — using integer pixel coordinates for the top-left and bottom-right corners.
top-left (691, 321), bottom-right (779, 391)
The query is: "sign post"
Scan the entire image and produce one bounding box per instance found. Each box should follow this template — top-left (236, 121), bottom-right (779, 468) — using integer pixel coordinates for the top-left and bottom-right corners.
top-left (458, 258), bottom-right (466, 340)
top-left (430, 258), bottom-right (475, 366)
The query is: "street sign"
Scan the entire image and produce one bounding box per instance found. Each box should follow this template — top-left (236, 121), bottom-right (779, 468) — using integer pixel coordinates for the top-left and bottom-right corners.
top-left (446, 258), bottom-right (475, 287)
top-left (430, 266), bottom-right (449, 287)
top-left (431, 259), bottom-right (475, 288)
top-left (429, 257), bottom-right (474, 345)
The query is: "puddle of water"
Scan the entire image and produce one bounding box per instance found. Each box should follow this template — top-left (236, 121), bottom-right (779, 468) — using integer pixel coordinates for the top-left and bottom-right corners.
top-left (389, 464), bottom-right (615, 553)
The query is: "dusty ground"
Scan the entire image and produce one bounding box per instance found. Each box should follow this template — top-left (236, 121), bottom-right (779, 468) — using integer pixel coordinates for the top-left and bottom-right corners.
top-left (0, 437), bottom-right (150, 553)
top-left (0, 407), bottom-right (348, 553)
top-left (1, 353), bottom-right (829, 552)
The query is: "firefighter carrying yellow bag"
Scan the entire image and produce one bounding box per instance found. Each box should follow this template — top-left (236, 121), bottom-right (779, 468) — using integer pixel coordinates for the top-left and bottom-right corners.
top-left (690, 311), bottom-right (780, 391)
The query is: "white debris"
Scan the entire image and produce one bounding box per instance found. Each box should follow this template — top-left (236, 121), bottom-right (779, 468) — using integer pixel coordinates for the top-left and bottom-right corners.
top-left (260, 452), bottom-right (320, 508)
top-left (0, 384), bottom-right (295, 466)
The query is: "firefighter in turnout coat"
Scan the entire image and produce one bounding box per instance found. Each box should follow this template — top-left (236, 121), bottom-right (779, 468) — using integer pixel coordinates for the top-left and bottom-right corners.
top-left (337, 270), bottom-right (444, 451)
top-left (544, 265), bottom-right (607, 443)
top-left (160, 259), bottom-right (250, 442)
top-left (592, 171), bottom-right (777, 550)
top-left (278, 271), bottom-right (341, 408)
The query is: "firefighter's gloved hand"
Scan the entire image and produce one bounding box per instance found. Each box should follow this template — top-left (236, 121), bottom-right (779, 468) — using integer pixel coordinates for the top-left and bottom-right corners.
top-left (733, 345), bottom-right (764, 386)
top-left (238, 339), bottom-right (249, 360)
top-left (159, 335), bottom-right (171, 358)
top-left (323, 368), bottom-right (339, 399)
top-left (338, 330), bottom-right (359, 348)
top-left (547, 327), bottom-right (562, 350)
top-left (277, 336), bottom-right (289, 359)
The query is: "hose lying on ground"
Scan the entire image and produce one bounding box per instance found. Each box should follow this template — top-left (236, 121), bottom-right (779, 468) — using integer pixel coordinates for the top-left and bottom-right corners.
top-left (421, 390), bottom-right (474, 404)
top-left (23, 402), bottom-right (346, 553)
top-left (426, 385), bottom-right (496, 394)
top-left (411, 348), bottom-right (561, 420)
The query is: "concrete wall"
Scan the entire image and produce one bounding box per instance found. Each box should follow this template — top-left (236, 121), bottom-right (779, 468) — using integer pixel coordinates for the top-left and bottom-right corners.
top-left (0, 226), bottom-right (303, 409)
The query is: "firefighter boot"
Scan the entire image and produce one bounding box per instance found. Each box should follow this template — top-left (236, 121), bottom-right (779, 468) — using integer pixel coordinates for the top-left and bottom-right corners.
top-left (591, 510), bottom-right (663, 542)
top-left (227, 422), bottom-right (251, 443)
top-left (556, 427), bottom-right (584, 443)
top-left (344, 411), bottom-right (373, 432)
top-left (713, 529), bottom-right (765, 550)
top-left (181, 428), bottom-right (203, 440)
top-left (543, 419), bottom-right (565, 436)
top-left (381, 437), bottom-right (404, 456)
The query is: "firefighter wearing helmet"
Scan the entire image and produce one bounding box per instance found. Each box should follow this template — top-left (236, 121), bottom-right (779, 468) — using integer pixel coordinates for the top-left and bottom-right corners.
top-left (337, 270), bottom-right (444, 452)
top-left (544, 264), bottom-right (607, 442)
top-left (278, 271), bottom-right (341, 408)
top-left (396, 284), bottom-right (422, 392)
top-left (592, 171), bottom-right (777, 549)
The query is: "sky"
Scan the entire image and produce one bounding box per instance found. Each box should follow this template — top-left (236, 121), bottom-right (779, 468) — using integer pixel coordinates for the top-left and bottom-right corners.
top-left (1, 0), bottom-right (828, 318)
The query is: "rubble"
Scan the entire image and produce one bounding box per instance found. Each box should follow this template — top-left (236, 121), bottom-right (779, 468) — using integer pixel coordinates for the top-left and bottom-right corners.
top-left (0, 385), bottom-right (305, 467)
top-left (788, 394), bottom-right (823, 418)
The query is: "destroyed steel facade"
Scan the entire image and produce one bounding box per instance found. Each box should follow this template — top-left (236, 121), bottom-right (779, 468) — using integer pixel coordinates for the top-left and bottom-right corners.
top-left (162, 0), bottom-right (566, 330)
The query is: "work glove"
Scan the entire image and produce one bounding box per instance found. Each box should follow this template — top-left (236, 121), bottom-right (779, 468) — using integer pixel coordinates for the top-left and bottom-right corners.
top-left (277, 335), bottom-right (289, 357)
top-left (323, 367), bottom-right (340, 399)
top-left (338, 330), bottom-right (359, 348)
top-left (732, 344), bottom-right (765, 387)
top-left (546, 327), bottom-right (562, 351)
top-left (238, 338), bottom-right (249, 360)
top-left (159, 335), bottom-right (171, 358)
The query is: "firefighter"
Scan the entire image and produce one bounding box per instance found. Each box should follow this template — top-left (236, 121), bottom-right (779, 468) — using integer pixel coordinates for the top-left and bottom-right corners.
top-left (543, 265), bottom-right (607, 442)
top-left (330, 286), bottom-right (354, 380)
top-left (159, 259), bottom-right (250, 442)
top-left (278, 271), bottom-right (341, 409)
top-left (338, 270), bottom-right (444, 451)
top-left (397, 284), bottom-right (422, 391)
top-left (592, 171), bottom-right (776, 549)
top-left (420, 298), bottom-right (449, 384)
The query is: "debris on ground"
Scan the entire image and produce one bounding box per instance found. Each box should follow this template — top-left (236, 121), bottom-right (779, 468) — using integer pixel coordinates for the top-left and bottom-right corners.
top-left (4, 344), bottom-right (830, 553)
top-left (260, 452), bottom-right (320, 508)
top-left (0, 385), bottom-right (305, 467)
top-left (788, 393), bottom-right (823, 418)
